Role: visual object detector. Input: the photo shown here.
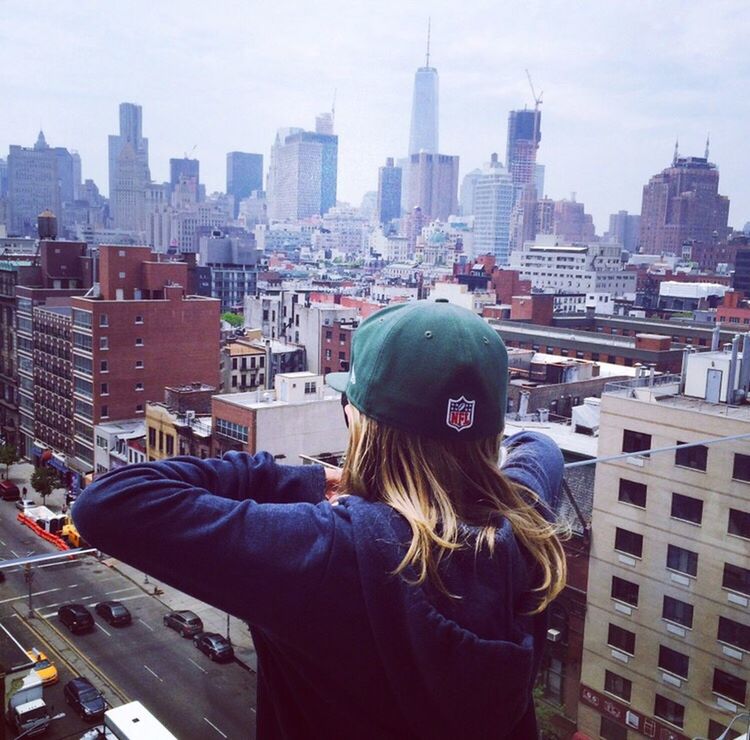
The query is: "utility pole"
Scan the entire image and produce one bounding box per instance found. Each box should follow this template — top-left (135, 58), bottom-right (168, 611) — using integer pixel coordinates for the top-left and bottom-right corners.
top-left (24, 563), bottom-right (34, 619)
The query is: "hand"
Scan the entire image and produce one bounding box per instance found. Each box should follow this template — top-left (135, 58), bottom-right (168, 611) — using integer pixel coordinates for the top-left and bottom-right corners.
top-left (323, 466), bottom-right (342, 501)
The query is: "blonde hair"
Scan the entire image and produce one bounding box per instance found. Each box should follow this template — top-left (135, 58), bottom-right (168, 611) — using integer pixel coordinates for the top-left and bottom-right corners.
top-left (339, 406), bottom-right (567, 613)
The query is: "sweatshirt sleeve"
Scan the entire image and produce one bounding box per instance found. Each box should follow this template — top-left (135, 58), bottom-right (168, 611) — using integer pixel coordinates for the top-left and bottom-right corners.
top-left (500, 431), bottom-right (564, 521)
top-left (73, 452), bottom-right (332, 632)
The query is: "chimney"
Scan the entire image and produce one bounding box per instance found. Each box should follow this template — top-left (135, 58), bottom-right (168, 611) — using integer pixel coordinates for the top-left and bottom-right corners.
top-left (711, 324), bottom-right (721, 351)
top-left (728, 334), bottom-right (741, 404)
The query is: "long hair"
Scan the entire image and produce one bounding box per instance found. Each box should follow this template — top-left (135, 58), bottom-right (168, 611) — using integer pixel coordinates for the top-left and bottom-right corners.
top-left (339, 406), bottom-right (568, 613)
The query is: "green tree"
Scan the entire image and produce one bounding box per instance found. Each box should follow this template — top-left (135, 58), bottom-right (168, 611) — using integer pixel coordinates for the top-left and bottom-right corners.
top-left (30, 467), bottom-right (61, 505)
top-left (0, 444), bottom-right (19, 479)
top-left (221, 312), bottom-right (244, 328)
top-left (533, 685), bottom-right (564, 740)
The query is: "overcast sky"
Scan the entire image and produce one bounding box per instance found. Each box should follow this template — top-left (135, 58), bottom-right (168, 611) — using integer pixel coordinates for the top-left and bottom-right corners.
top-left (2, 0), bottom-right (749, 232)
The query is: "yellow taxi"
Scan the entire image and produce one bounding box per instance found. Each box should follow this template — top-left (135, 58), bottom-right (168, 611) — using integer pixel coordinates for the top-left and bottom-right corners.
top-left (26, 648), bottom-right (58, 686)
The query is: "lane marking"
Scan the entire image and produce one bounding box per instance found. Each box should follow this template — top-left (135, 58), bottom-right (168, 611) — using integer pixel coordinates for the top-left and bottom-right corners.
top-left (138, 618), bottom-right (153, 632)
top-left (188, 657), bottom-right (208, 674)
top-left (0, 587), bottom-right (61, 605)
top-left (10, 549), bottom-right (19, 557)
top-left (250, 707), bottom-right (256, 714)
top-left (105, 586), bottom-right (137, 595)
top-left (203, 718), bottom-right (228, 738)
top-left (144, 664), bottom-right (163, 682)
top-left (112, 594), bottom-right (147, 603)
top-left (68, 583), bottom-right (79, 588)
top-left (96, 623), bottom-right (111, 637)
top-left (0, 539), bottom-right (6, 545)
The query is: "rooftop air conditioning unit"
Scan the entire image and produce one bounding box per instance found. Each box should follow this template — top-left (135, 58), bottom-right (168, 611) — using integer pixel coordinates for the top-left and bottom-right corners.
top-left (546, 628), bottom-right (561, 643)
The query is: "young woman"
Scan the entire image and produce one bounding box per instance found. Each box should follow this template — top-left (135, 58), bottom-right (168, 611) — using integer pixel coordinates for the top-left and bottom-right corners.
top-left (74, 300), bottom-right (567, 739)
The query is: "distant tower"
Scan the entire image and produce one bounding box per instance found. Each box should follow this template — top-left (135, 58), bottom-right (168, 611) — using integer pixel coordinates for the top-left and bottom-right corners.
top-left (639, 148), bottom-right (730, 255)
top-left (227, 152), bottom-right (263, 219)
top-left (473, 154), bottom-right (514, 264)
top-left (377, 158), bottom-right (402, 225)
top-left (408, 21), bottom-right (439, 155)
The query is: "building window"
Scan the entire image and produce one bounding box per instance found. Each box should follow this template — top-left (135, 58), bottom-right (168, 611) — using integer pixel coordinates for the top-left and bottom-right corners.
top-left (541, 656), bottom-right (563, 704)
top-left (622, 429), bottom-right (651, 455)
top-left (95, 435), bottom-right (108, 450)
top-left (713, 668), bottom-right (747, 706)
top-left (304, 382), bottom-right (317, 394)
top-left (135, 315), bottom-right (144, 324)
top-left (100, 360), bottom-right (108, 372)
top-left (135, 360), bottom-right (143, 369)
top-left (339, 333), bottom-right (346, 342)
top-left (728, 508), bottom-right (750, 539)
top-left (611, 576), bottom-right (639, 606)
top-left (599, 716), bottom-right (627, 740)
top-left (136, 404), bottom-right (143, 413)
top-left (148, 427), bottom-right (156, 448)
top-left (718, 616), bottom-right (750, 653)
top-left (607, 623), bottom-right (636, 655)
top-left (135, 337), bottom-right (144, 347)
top-left (732, 453), bottom-right (750, 482)
top-left (618, 478), bottom-right (647, 508)
top-left (215, 417), bottom-right (249, 444)
top-left (99, 336), bottom-right (109, 350)
top-left (101, 404), bottom-right (108, 418)
top-left (325, 349), bottom-right (332, 360)
top-left (675, 442), bottom-right (708, 471)
top-left (614, 527), bottom-right (643, 557)
top-left (99, 314), bottom-right (109, 328)
top-left (654, 694), bottom-right (685, 728)
top-left (338, 351), bottom-right (346, 361)
top-left (604, 670), bottom-right (631, 702)
top-left (118, 271), bottom-right (126, 279)
top-left (670, 493), bottom-right (703, 524)
top-left (666, 544), bottom-right (698, 577)
top-left (658, 645), bottom-right (689, 678)
top-left (166, 436), bottom-right (174, 456)
top-left (723, 562), bottom-right (750, 596)
top-left (135, 382), bottom-right (144, 391)
top-left (100, 382), bottom-right (109, 395)
top-left (325, 330), bottom-right (332, 340)
top-left (662, 595), bottom-right (694, 628)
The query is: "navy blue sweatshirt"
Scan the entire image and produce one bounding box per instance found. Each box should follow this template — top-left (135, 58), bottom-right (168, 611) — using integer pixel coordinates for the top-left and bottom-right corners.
top-left (73, 431), bottom-right (564, 739)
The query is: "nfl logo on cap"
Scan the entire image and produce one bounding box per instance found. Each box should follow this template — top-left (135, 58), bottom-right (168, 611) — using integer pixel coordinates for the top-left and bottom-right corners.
top-left (446, 396), bottom-right (475, 432)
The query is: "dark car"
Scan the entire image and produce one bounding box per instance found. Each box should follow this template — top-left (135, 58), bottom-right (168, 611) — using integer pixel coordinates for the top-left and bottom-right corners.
top-left (64, 676), bottom-right (106, 721)
top-left (58, 603), bottom-right (95, 634)
top-left (95, 601), bottom-right (131, 626)
top-left (193, 632), bottom-right (234, 662)
top-left (163, 610), bottom-right (203, 637)
top-left (0, 480), bottom-right (20, 500)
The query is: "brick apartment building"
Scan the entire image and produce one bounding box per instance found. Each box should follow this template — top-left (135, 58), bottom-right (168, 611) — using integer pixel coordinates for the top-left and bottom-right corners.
top-left (67, 245), bottom-right (219, 476)
top-left (321, 318), bottom-right (357, 376)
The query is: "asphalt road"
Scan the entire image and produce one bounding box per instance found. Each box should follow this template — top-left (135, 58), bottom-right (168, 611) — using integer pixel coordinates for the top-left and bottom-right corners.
top-left (0, 503), bottom-right (257, 739)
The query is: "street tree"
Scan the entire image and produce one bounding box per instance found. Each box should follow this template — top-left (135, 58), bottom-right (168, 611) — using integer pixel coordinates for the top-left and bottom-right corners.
top-left (30, 467), bottom-right (61, 505)
top-left (0, 444), bottom-right (19, 479)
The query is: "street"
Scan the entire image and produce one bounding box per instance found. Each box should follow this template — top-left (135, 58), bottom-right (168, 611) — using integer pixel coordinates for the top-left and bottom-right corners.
top-left (0, 496), bottom-right (257, 739)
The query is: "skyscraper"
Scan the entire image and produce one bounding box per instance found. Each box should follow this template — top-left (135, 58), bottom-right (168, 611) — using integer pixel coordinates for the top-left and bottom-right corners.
top-left (226, 152), bottom-right (263, 218)
top-left (376, 158), bottom-right (402, 225)
top-left (170, 158), bottom-right (200, 198)
top-left (7, 131), bottom-right (66, 236)
top-left (266, 117), bottom-right (338, 221)
top-left (506, 108), bottom-right (541, 252)
top-left (108, 102), bottom-right (150, 231)
top-left (472, 154), bottom-right (514, 264)
top-left (406, 152), bottom-right (459, 222)
top-left (639, 149), bottom-right (730, 255)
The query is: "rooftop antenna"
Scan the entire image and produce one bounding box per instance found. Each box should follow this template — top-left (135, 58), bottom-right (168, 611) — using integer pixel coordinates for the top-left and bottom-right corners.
top-left (426, 17), bottom-right (431, 67)
top-left (525, 69), bottom-right (543, 151)
top-left (705, 133), bottom-right (710, 160)
top-left (184, 144), bottom-right (197, 159)
top-left (673, 138), bottom-right (679, 165)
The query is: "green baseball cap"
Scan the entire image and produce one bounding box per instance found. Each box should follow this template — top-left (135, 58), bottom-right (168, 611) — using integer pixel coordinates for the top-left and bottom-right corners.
top-left (326, 300), bottom-right (508, 440)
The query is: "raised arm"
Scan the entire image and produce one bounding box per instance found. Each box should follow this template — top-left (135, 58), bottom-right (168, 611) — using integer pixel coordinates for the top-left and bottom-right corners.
top-left (73, 453), bottom-right (333, 632)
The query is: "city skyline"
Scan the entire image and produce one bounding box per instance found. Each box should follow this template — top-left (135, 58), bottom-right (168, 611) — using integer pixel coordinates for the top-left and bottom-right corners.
top-left (2, 1), bottom-right (749, 231)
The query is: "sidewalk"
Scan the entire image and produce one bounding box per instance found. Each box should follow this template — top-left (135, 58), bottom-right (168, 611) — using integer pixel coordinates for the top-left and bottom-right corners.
top-left (7, 461), bottom-right (258, 672)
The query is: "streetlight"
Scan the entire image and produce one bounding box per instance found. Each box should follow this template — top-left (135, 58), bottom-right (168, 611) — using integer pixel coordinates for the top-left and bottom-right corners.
top-left (693, 712), bottom-right (750, 740)
top-left (23, 562), bottom-right (34, 619)
top-left (14, 711), bottom-right (65, 739)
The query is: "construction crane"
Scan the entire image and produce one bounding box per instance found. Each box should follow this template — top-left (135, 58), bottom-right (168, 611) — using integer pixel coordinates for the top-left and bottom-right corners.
top-left (525, 69), bottom-right (543, 152)
top-left (184, 144), bottom-right (197, 159)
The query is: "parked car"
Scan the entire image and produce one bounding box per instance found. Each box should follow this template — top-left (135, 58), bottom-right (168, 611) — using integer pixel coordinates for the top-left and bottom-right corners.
top-left (15, 498), bottom-right (34, 511)
top-left (64, 676), bottom-right (106, 721)
top-left (193, 632), bottom-right (234, 662)
top-left (163, 610), bottom-right (203, 637)
top-left (95, 601), bottom-right (131, 626)
top-left (58, 603), bottom-right (95, 634)
top-left (26, 648), bottom-right (58, 686)
top-left (0, 480), bottom-right (20, 500)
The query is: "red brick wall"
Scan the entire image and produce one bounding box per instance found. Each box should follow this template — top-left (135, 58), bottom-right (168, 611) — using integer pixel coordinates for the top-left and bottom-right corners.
top-left (211, 397), bottom-right (255, 455)
top-left (142, 261), bottom-right (188, 292)
top-left (39, 240), bottom-right (87, 287)
top-left (72, 295), bottom-right (220, 424)
top-left (99, 245), bottom-right (152, 300)
top-left (491, 269), bottom-right (531, 304)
